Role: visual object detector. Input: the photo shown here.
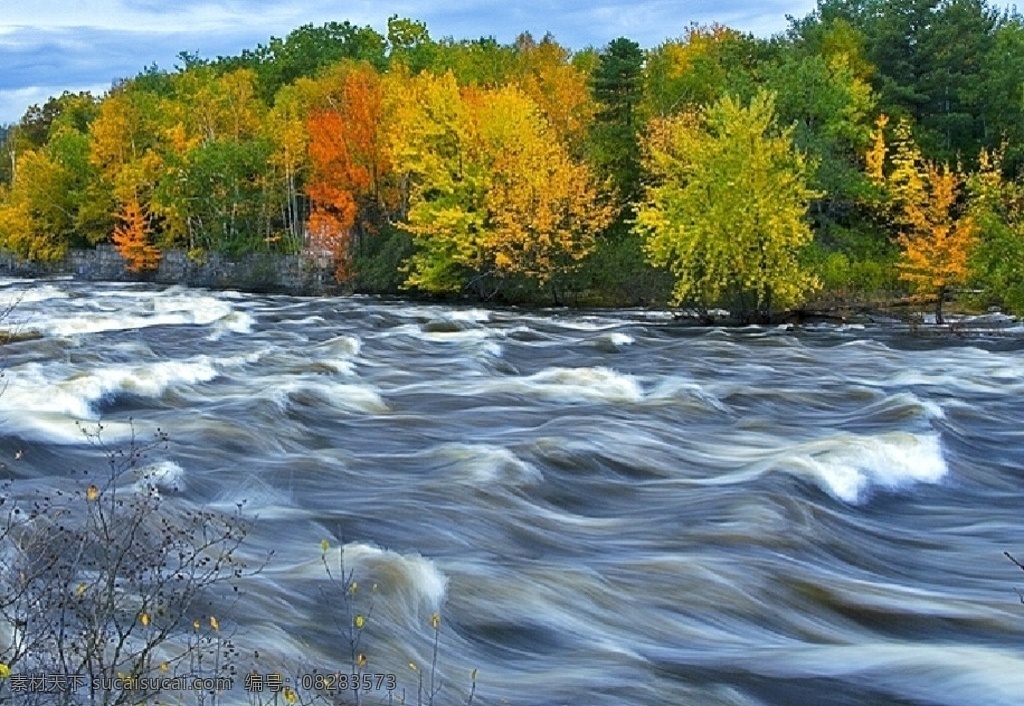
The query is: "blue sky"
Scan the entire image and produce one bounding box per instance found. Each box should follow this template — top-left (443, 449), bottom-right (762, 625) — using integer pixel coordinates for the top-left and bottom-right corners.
top-left (0, 0), bottom-right (818, 125)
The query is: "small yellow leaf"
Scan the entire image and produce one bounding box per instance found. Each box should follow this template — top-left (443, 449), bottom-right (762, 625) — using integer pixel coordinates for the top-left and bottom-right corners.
top-left (283, 687), bottom-right (297, 704)
top-left (356, 653), bottom-right (367, 668)
top-left (86, 485), bottom-right (99, 501)
top-left (160, 662), bottom-right (169, 672)
top-left (430, 612), bottom-right (441, 630)
top-left (209, 616), bottom-right (219, 631)
top-left (140, 613), bottom-right (150, 627)
top-left (76, 582), bottom-right (87, 596)
top-left (408, 662), bottom-right (418, 671)
top-left (320, 538), bottom-right (330, 552)
top-left (471, 668), bottom-right (478, 681)
top-left (193, 620), bottom-right (200, 630)
top-left (348, 581), bottom-right (358, 594)
top-left (0, 662), bottom-right (9, 679)
top-left (354, 614), bottom-right (365, 629)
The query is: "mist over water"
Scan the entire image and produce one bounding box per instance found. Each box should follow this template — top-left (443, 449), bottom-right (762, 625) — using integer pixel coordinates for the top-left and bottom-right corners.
top-left (3, 277), bottom-right (1024, 705)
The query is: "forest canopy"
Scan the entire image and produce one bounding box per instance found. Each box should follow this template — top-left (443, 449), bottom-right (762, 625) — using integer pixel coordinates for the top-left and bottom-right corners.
top-left (3, 1), bottom-right (1024, 319)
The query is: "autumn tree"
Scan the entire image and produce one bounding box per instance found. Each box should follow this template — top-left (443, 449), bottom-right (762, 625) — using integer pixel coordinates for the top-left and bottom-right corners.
top-left (266, 84), bottom-right (311, 250)
top-left (510, 33), bottom-right (596, 149)
top-left (0, 149), bottom-right (74, 261)
top-left (0, 126), bottom-right (107, 261)
top-left (635, 91), bottom-right (819, 321)
top-left (966, 147), bottom-right (1024, 312)
top-left (171, 67), bottom-right (265, 144)
top-left (390, 73), bottom-right (612, 297)
top-left (478, 87), bottom-right (614, 288)
top-left (305, 63), bottom-right (396, 281)
top-left (88, 86), bottom-right (174, 252)
top-left (112, 196), bottom-right (161, 272)
top-left (867, 116), bottom-right (977, 322)
top-left (89, 88), bottom-right (169, 200)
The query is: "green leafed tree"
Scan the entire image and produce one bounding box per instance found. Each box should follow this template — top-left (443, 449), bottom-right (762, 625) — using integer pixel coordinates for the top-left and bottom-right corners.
top-left (589, 37), bottom-right (645, 204)
top-left (634, 91), bottom-right (819, 321)
top-left (174, 137), bottom-right (278, 256)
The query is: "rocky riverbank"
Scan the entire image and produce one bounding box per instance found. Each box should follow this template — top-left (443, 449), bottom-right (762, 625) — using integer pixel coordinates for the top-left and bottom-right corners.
top-left (0, 244), bottom-right (339, 296)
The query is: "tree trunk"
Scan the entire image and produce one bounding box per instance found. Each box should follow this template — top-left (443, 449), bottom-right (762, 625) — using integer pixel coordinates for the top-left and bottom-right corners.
top-left (935, 285), bottom-right (946, 325)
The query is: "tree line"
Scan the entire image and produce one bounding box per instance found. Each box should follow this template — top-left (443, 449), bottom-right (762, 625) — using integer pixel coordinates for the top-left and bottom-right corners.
top-left (2, 1), bottom-right (1024, 320)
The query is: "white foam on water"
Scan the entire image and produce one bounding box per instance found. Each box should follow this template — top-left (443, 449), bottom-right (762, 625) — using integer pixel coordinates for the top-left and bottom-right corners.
top-left (779, 432), bottom-right (948, 503)
top-left (36, 292), bottom-right (237, 337)
top-left (329, 383), bottom-right (389, 414)
top-left (315, 334), bottom-right (361, 358)
top-left (300, 335), bottom-right (361, 373)
top-left (2, 357), bottom-right (220, 420)
top-left (0, 283), bottom-right (69, 308)
top-left (509, 367), bottom-right (644, 404)
top-left (447, 308), bottom-right (492, 322)
top-left (344, 542), bottom-right (448, 606)
top-left (283, 315), bottom-right (325, 325)
top-left (590, 331), bottom-right (636, 352)
top-left (436, 443), bottom-right (543, 486)
top-left (649, 377), bottom-right (731, 414)
top-left (545, 318), bottom-right (620, 332)
top-left (885, 369), bottom-right (1007, 394)
top-left (884, 391), bottom-right (945, 420)
top-left (207, 310), bottom-right (255, 340)
top-left (284, 542), bottom-right (447, 612)
top-left (0, 412), bottom-right (141, 445)
top-left (421, 327), bottom-right (496, 345)
top-left (133, 460), bottom-right (186, 495)
top-left (269, 378), bottom-right (388, 414)
top-left (391, 321), bottom-right (504, 358)
top-left (0, 351), bottom-right (259, 442)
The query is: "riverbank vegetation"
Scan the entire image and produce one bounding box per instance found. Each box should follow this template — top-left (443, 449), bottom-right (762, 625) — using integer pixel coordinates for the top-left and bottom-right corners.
top-left (2, 0), bottom-right (1024, 320)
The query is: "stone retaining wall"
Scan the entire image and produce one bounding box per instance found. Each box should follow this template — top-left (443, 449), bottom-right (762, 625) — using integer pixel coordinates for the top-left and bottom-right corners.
top-left (0, 245), bottom-right (338, 295)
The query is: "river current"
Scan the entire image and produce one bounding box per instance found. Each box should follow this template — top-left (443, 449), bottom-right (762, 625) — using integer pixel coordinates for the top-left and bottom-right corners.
top-left (1, 277), bottom-right (1023, 706)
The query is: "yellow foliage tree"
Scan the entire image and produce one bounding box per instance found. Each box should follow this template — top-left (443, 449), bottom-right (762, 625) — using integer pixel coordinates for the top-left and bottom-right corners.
top-left (390, 73), bottom-right (612, 296)
top-left (112, 197), bottom-right (161, 272)
top-left (510, 33), bottom-right (596, 147)
top-left (635, 91), bottom-right (819, 321)
top-left (0, 150), bottom-right (71, 262)
top-left (867, 117), bottom-right (976, 323)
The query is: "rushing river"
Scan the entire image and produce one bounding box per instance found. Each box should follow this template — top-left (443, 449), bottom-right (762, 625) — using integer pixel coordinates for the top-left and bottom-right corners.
top-left (2, 277), bottom-right (1024, 706)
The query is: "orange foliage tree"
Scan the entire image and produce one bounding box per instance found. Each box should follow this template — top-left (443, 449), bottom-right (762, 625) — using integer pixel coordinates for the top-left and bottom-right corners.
top-left (867, 116), bottom-right (976, 323)
top-left (305, 64), bottom-right (394, 281)
top-left (112, 196), bottom-right (161, 272)
top-left (510, 33), bottom-right (596, 147)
